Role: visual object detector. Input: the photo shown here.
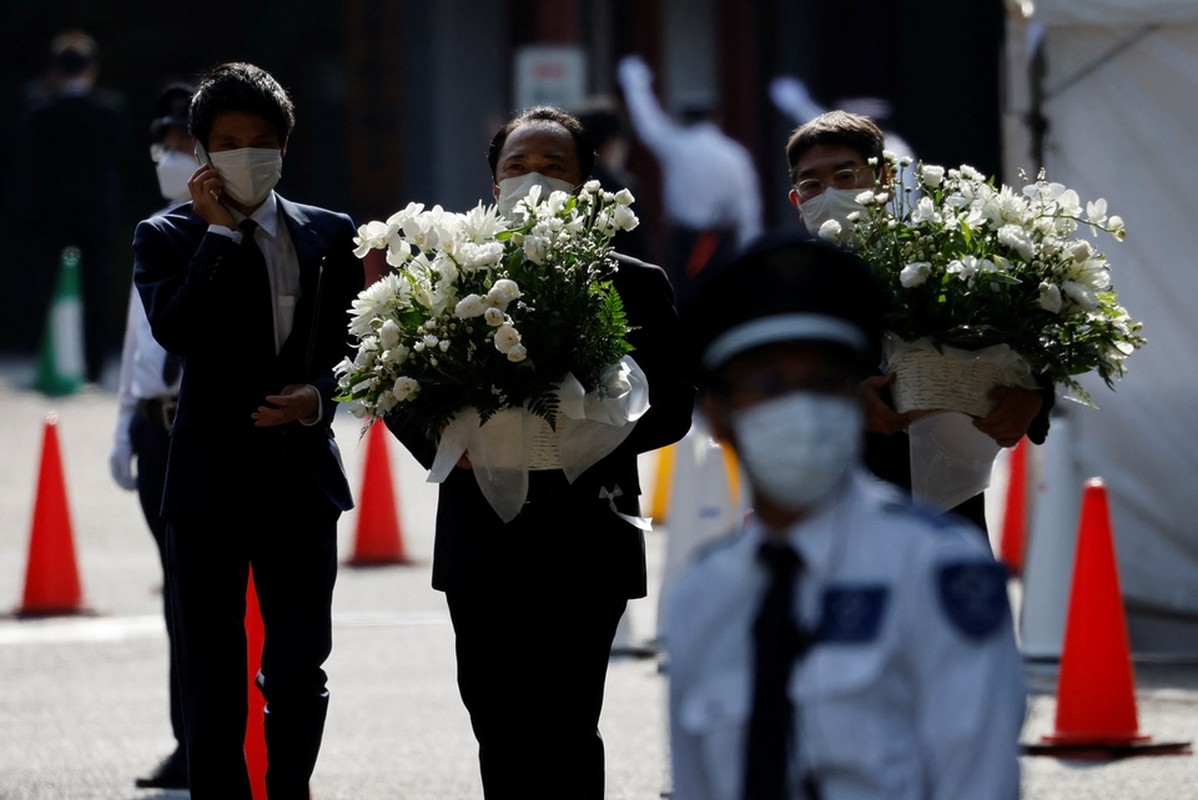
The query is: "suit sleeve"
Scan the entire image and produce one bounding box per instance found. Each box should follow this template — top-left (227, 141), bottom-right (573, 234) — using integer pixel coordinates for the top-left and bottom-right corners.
top-left (614, 258), bottom-right (696, 455)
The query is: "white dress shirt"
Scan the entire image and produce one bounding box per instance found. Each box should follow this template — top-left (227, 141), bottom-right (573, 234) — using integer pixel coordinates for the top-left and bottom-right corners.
top-left (619, 69), bottom-right (763, 247)
top-left (663, 469), bottom-right (1026, 800)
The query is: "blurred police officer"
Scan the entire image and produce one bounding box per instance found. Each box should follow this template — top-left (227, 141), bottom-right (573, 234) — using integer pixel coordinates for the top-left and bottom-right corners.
top-left (665, 234), bottom-right (1026, 800)
top-left (109, 82), bottom-right (195, 791)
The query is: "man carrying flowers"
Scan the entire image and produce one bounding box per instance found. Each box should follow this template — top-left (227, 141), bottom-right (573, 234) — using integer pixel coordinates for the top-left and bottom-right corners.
top-left (784, 110), bottom-right (1052, 532)
top-left (377, 106), bottom-right (695, 799)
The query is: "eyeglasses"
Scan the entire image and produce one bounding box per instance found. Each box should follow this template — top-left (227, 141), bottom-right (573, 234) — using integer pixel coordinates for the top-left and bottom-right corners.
top-left (793, 166), bottom-right (875, 202)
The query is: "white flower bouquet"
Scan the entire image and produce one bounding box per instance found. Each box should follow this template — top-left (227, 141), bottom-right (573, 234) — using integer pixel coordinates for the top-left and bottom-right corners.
top-left (335, 181), bottom-right (647, 521)
top-left (821, 156), bottom-right (1146, 410)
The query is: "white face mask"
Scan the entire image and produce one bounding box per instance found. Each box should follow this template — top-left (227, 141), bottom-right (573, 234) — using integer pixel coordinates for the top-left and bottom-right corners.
top-left (799, 187), bottom-right (865, 238)
top-left (732, 391), bottom-right (862, 512)
top-left (495, 171), bottom-right (575, 215)
top-left (155, 149), bottom-right (197, 203)
top-left (207, 147), bottom-right (283, 207)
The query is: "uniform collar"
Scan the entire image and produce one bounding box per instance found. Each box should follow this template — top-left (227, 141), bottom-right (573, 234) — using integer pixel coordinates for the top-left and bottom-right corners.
top-left (744, 469), bottom-right (867, 577)
top-left (233, 192), bottom-right (281, 239)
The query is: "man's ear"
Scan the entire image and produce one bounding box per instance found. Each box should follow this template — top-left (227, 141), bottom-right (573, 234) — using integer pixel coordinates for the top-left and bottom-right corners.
top-left (787, 187), bottom-right (801, 212)
top-left (492, 182), bottom-right (500, 201)
top-left (281, 137), bottom-right (289, 159)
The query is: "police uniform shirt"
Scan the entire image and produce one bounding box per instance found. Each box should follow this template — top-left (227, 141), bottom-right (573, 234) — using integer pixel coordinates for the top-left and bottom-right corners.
top-left (663, 468), bottom-right (1027, 800)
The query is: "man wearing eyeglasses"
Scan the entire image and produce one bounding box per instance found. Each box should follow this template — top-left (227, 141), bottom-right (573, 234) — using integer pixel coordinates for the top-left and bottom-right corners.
top-left (783, 110), bottom-right (1051, 534)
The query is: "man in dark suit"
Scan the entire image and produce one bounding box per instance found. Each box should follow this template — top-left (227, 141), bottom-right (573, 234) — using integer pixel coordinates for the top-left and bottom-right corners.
top-left (133, 62), bottom-right (363, 800)
top-left (388, 106), bottom-right (695, 800)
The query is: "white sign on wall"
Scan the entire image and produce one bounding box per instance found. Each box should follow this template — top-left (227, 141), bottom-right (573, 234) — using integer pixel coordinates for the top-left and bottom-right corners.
top-left (514, 45), bottom-right (587, 111)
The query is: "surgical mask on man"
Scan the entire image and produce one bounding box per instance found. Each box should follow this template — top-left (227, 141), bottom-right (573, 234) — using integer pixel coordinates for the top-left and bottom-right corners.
top-left (799, 187), bottom-right (865, 238)
top-left (155, 149), bottom-right (197, 203)
top-left (732, 391), bottom-right (862, 512)
top-left (495, 171), bottom-right (575, 215)
top-left (207, 147), bottom-right (283, 207)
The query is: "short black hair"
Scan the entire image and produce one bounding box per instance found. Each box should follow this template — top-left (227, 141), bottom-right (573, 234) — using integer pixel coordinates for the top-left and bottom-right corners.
top-left (785, 110), bottom-right (885, 184)
top-left (487, 105), bottom-right (597, 181)
top-left (189, 62), bottom-right (295, 149)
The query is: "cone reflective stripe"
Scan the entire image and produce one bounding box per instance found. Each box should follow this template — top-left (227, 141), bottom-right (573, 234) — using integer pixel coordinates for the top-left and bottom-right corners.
top-left (1025, 478), bottom-right (1191, 758)
top-left (33, 247), bottom-right (85, 396)
top-left (245, 570), bottom-right (267, 799)
top-left (999, 438), bottom-right (1028, 575)
top-left (348, 419), bottom-right (410, 565)
top-left (16, 413), bottom-right (90, 617)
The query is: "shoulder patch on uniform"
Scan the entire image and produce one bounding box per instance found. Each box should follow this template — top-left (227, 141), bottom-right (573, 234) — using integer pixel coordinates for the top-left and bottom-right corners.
top-left (937, 561), bottom-right (1011, 640)
top-left (816, 586), bottom-right (889, 643)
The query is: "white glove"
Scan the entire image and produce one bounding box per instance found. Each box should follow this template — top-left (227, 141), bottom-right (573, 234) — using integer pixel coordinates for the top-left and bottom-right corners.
top-left (617, 55), bottom-right (652, 88)
top-left (109, 443), bottom-right (137, 491)
top-left (769, 75), bottom-right (825, 123)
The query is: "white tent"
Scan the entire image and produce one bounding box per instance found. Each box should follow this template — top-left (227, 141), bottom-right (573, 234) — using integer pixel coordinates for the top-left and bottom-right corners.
top-left (1007, 0), bottom-right (1198, 656)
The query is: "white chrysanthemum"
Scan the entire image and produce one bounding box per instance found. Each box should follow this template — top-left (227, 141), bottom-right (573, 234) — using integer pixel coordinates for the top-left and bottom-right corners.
top-left (1063, 280), bottom-right (1099, 311)
top-left (899, 262), bottom-right (932, 288)
top-left (458, 241), bottom-right (505, 270)
top-left (997, 224), bottom-right (1035, 262)
top-left (459, 201), bottom-right (506, 243)
top-left (493, 322), bottom-right (521, 354)
top-left (348, 273), bottom-right (410, 336)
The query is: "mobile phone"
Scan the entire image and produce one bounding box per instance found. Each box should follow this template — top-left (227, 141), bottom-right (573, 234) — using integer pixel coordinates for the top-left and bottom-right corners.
top-left (194, 140), bottom-right (212, 167)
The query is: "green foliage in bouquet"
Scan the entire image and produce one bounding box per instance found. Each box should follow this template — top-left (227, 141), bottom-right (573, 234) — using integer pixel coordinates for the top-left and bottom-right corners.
top-left (335, 181), bottom-right (639, 434)
top-left (819, 156), bottom-right (1146, 402)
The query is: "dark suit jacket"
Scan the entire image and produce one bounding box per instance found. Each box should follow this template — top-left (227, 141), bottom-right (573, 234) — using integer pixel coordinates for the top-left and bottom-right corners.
top-left (387, 254), bottom-right (696, 599)
top-left (133, 196), bottom-right (364, 521)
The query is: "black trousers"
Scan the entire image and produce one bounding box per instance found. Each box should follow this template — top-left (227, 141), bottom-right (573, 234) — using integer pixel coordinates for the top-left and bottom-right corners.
top-left (445, 585), bottom-right (627, 800)
top-left (167, 490), bottom-right (339, 799)
top-left (129, 409), bottom-right (184, 752)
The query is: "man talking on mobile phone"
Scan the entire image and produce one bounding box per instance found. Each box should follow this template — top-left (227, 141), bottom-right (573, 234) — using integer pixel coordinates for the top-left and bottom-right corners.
top-left (133, 62), bottom-right (363, 800)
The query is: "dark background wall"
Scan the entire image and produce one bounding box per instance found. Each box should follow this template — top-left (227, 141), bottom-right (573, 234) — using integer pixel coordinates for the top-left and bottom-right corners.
top-left (0, 0), bottom-right (1007, 361)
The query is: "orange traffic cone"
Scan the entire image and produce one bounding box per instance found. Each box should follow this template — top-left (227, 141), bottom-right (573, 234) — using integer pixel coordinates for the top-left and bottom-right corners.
top-left (347, 420), bottom-right (410, 566)
top-left (245, 569), bottom-right (268, 800)
top-left (999, 438), bottom-right (1028, 575)
top-left (648, 443), bottom-right (675, 523)
top-left (1025, 478), bottom-right (1191, 758)
top-left (15, 413), bottom-right (91, 617)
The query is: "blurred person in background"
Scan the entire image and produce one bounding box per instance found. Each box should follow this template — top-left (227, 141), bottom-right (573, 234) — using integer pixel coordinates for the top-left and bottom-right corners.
top-left (4, 30), bottom-right (129, 381)
top-left (617, 55), bottom-right (761, 305)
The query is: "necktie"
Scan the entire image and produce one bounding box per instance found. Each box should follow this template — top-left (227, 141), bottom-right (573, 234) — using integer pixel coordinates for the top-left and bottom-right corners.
top-left (743, 540), bottom-right (809, 800)
top-left (238, 218), bottom-right (275, 353)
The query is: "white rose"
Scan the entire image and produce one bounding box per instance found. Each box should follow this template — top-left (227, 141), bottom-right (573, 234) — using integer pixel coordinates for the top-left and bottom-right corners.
top-left (1038, 282), bottom-right (1062, 314)
top-left (817, 219), bottom-right (842, 241)
top-left (899, 262), bottom-right (932, 288)
top-left (487, 279), bottom-right (522, 308)
top-left (455, 294), bottom-right (487, 319)
top-left (392, 376), bottom-right (421, 402)
top-left (506, 343), bottom-right (528, 363)
top-left (378, 318), bottom-right (402, 350)
top-left (484, 307), bottom-right (505, 327)
top-left (614, 188), bottom-right (635, 205)
top-left (613, 204), bottom-right (639, 231)
top-left (1063, 280), bottom-right (1099, 311)
top-left (493, 323), bottom-right (522, 354)
top-left (919, 164), bottom-right (945, 188)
